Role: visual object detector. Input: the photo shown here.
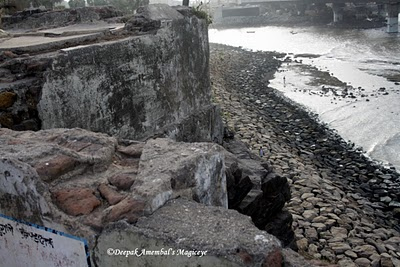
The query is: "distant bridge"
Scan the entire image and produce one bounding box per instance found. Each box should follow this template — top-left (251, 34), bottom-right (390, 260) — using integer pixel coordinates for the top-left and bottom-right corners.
top-left (220, 0), bottom-right (400, 32)
top-left (240, 0), bottom-right (392, 4)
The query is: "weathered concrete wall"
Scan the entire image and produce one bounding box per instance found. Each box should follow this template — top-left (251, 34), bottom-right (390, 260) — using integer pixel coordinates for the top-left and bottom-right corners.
top-left (3, 6), bottom-right (123, 30)
top-left (37, 5), bottom-right (221, 142)
top-left (0, 5), bottom-right (223, 144)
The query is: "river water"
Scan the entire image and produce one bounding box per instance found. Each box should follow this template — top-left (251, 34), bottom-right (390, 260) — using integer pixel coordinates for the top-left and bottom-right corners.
top-left (209, 26), bottom-right (400, 170)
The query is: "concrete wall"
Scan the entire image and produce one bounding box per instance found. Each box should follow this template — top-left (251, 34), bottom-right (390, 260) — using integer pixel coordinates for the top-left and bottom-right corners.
top-left (0, 5), bottom-right (223, 144)
top-left (39, 6), bottom-right (221, 142)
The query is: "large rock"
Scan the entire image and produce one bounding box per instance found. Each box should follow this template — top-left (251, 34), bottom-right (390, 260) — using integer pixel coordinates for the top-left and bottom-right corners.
top-left (225, 161), bottom-right (253, 209)
top-left (0, 128), bottom-right (228, 244)
top-left (242, 172), bottom-right (291, 227)
top-left (222, 138), bottom-right (294, 247)
top-left (94, 198), bottom-right (283, 267)
top-left (0, 127), bottom-right (121, 238)
top-left (0, 128), bottom-right (117, 172)
top-left (0, 158), bottom-right (50, 225)
top-left (0, 127), bottom-right (310, 266)
top-left (133, 138), bottom-right (227, 213)
top-left (223, 139), bottom-right (269, 189)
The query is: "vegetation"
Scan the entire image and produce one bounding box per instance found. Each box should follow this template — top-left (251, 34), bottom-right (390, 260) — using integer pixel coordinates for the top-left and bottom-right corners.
top-left (192, 3), bottom-right (212, 25)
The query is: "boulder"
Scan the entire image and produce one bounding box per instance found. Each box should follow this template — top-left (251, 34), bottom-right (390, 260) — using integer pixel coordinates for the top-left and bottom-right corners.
top-left (51, 187), bottom-right (101, 216)
top-left (226, 161), bottom-right (253, 209)
top-left (133, 138), bottom-right (228, 213)
top-left (240, 172), bottom-right (291, 229)
top-left (94, 198), bottom-right (283, 267)
top-left (0, 127), bottom-right (303, 265)
top-left (0, 128), bottom-right (117, 175)
top-left (0, 157), bottom-right (50, 225)
top-left (265, 209), bottom-right (296, 248)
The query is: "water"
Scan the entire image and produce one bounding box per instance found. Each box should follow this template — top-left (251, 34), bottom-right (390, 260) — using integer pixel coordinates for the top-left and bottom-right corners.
top-left (209, 26), bottom-right (400, 170)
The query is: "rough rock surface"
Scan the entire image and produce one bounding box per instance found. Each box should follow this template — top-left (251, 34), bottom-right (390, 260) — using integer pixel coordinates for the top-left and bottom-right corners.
top-left (222, 139), bottom-right (295, 248)
top-left (0, 129), bottom-right (236, 234)
top-left (0, 127), bottom-right (309, 266)
top-left (0, 157), bottom-right (50, 225)
top-left (133, 138), bottom-right (227, 213)
top-left (0, 128), bottom-right (226, 227)
top-left (94, 198), bottom-right (283, 267)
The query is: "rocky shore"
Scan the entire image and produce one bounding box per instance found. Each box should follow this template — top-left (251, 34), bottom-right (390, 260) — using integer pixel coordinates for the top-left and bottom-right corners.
top-left (0, 6), bottom-right (313, 266)
top-left (210, 43), bottom-right (400, 267)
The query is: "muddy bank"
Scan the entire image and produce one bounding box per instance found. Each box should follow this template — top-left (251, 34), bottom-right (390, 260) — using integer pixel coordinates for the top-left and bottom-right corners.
top-left (210, 43), bottom-right (400, 266)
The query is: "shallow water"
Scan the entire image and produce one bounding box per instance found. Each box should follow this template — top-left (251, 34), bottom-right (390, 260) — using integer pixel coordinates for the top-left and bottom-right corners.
top-left (209, 26), bottom-right (400, 169)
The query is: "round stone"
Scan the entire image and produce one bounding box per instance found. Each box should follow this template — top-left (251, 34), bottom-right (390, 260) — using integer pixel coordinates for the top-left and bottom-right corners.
top-left (354, 258), bottom-right (371, 267)
top-left (344, 250), bottom-right (358, 259)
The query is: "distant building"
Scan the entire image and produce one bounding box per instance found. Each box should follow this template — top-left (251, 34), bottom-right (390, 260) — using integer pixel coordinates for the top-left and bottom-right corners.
top-left (149, 0), bottom-right (181, 5)
top-left (55, 1), bottom-right (70, 8)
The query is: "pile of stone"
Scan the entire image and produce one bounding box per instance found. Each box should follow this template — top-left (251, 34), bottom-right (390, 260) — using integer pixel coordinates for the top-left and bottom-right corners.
top-left (210, 43), bottom-right (400, 267)
top-left (0, 127), bottom-right (309, 266)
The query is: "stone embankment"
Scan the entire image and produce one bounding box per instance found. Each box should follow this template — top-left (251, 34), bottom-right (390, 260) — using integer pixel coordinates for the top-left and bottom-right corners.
top-left (210, 43), bottom-right (400, 267)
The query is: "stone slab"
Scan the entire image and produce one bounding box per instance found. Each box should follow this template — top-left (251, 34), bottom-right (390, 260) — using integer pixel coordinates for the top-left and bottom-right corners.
top-left (133, 138), bottom-right (228, 213)
top-left (94, 198), bottom-right (283, 267)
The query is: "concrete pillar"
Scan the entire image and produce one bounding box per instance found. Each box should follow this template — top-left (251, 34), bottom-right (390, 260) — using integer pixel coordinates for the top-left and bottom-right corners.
top-left (386, 3), bottom-right (399, 33)
top-left (332, 3), bottom-right (345, 23)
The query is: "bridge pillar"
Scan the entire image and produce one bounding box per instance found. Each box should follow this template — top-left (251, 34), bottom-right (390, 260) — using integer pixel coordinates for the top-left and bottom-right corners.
top-left (332, 3), bottom-right (345, 23)
top-left (386, 3), bottom-right (399, 33)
